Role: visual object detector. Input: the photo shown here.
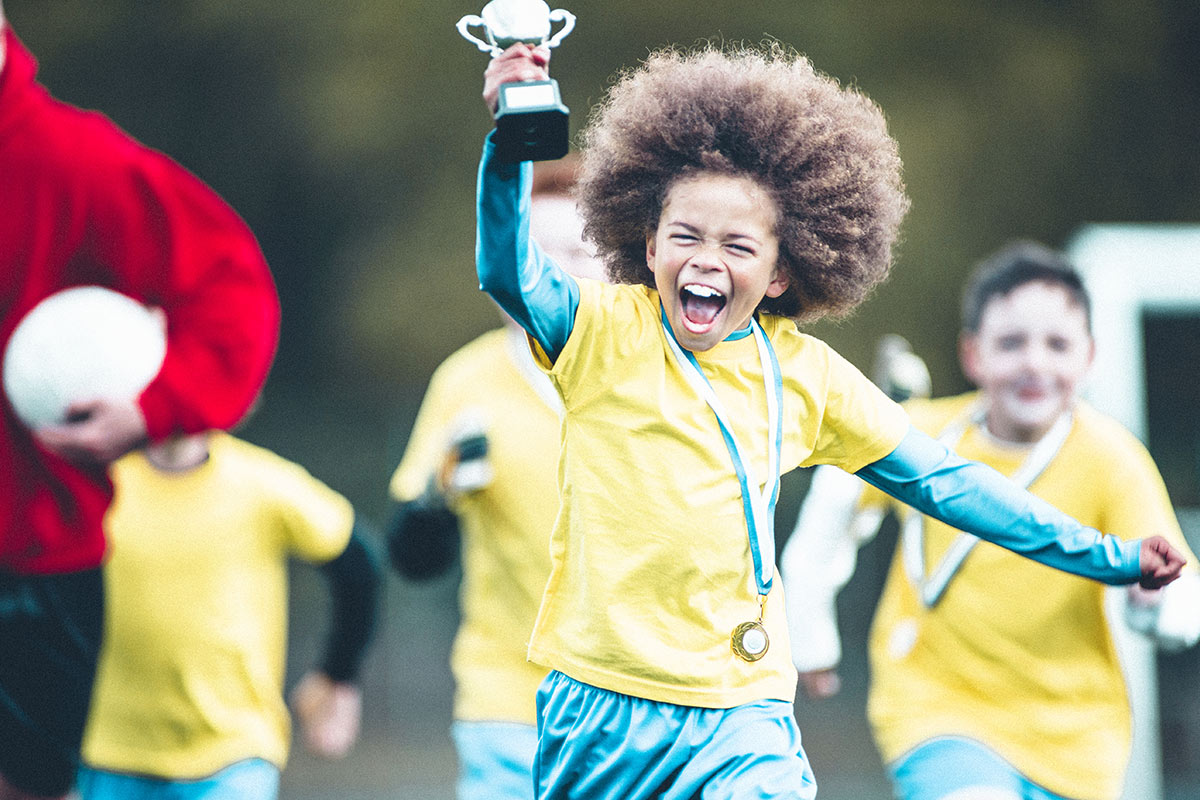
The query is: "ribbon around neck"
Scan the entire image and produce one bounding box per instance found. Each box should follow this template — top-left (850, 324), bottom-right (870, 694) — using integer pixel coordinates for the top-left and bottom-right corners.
top-left (659, 306), bottom-right (783, 597)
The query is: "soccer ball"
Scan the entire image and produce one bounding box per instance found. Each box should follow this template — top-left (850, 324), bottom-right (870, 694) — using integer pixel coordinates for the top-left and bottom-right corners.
top-left (3, 286), bottom-right (167, 429)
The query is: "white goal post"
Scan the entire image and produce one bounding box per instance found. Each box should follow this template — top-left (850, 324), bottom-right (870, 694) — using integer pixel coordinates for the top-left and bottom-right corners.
top-left (1068, 223), bottom-right (1200, 800)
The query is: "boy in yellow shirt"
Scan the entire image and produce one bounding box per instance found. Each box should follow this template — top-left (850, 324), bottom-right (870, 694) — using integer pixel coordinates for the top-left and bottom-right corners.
top-left (78, 432), bottom-right (381, 799)
top-left (782, 241), bottom-right (1200, 800)
top-left (475, 44), bottom-right (1185, 799)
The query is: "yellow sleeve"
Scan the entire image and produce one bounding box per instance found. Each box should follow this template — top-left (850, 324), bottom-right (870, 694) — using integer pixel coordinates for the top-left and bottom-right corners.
top-left (808, 344), bottom-right (910, 473)
top-left (388, 361), bottom-right (461, 503)
top-left (266, 458), bottom-right (355, 564)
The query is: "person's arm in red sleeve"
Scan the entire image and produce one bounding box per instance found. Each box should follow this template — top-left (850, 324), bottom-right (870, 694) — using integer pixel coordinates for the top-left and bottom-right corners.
top-left (87, 132), bottom-right (280, 440)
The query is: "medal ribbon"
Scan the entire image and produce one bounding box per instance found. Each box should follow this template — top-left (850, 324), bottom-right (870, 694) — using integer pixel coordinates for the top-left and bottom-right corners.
top-left (659, 306), bottom-right (783, 597)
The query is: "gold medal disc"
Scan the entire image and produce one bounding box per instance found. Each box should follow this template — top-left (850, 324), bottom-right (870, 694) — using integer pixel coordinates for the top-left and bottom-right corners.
top-left (731, 620), bottom-right (770, 662)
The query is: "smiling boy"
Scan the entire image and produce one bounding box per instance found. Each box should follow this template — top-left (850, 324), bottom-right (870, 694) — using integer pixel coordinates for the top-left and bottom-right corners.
top-left (649, 173), bottom-right (787, 351)
top-left (782, 241), bottom-right (1200, 800)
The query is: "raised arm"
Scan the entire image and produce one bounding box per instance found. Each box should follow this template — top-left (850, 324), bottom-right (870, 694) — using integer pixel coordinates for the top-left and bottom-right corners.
top-left (476, 44), bottom-right (578, 360)
top-left (856, 426), bottom-right (1185, 588)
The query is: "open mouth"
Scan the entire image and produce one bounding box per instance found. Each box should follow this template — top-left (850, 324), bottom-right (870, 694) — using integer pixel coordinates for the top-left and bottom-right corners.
top-left (680, 283), bottom-right (727, 331)
top-left (1014, 382), bottom-right (1052, 402)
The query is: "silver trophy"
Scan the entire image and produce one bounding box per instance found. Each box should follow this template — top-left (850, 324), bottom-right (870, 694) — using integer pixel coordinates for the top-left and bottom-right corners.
top-left (457, 0), bottom-right (576, 162)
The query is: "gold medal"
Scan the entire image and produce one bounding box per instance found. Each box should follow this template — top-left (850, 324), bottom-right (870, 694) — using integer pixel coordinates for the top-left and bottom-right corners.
top-left (731, 620), bottom-right (770, 662)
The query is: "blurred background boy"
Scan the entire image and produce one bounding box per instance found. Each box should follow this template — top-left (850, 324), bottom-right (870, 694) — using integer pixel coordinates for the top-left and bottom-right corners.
top-left (782, 240), bottom-right (1200, 800)
top-left (77, 431), bottom-right (380, 800)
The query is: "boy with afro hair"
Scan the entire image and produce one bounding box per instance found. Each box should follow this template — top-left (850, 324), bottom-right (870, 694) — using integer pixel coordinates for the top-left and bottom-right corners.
top-left (472, 42), bottom-right (1184, 799)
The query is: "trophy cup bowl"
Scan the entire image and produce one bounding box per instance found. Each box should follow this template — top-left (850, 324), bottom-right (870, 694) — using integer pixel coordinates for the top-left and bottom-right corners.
top-left (457, 0), bottom-right (576, 162)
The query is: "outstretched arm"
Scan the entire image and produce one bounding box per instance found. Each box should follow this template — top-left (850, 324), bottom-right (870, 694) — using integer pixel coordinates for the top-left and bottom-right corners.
top-left (856, 426), bottom-right (1186, 588)
top-left (476, 44), bottom-right (579, 361)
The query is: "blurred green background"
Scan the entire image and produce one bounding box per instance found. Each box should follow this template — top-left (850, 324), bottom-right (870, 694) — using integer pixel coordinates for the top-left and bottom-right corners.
top-left (7, 0), bottom-right (1200, 796)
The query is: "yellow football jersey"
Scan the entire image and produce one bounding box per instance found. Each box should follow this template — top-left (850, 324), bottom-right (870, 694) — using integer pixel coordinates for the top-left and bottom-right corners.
top-left (528, 280), bottom-right (909, 708)
top-left (865, 392), bottom-right (1197, 800)
top-left (83, 432), bottom-right (354, 779)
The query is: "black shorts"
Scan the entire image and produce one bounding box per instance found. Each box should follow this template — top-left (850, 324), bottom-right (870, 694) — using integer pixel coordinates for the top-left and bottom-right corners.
top-left (0, 567), bottom-right (104, 797)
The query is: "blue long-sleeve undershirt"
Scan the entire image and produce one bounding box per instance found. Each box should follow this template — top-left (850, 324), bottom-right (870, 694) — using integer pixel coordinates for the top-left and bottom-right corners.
top-left (476, 131), bottom-right (577, 360)
top-left (858, 427), bottom-right (1143, 584)
top-left (473, 135), bottom-right (1144, 587)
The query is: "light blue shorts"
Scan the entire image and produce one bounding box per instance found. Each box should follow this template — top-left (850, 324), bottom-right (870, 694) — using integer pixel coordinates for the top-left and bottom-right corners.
top-left (76, 757), bottom-right (280, 800)
top-left (889, 737), bottom-right (1070, 800)
top-left (451, 719), bottom-right (539, 800)
top-left (534, 670), bottom-right (816, 800)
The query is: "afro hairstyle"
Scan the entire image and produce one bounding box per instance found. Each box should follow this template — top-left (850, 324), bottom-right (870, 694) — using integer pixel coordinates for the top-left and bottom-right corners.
top-left (575, 42), bottom-right (909, 321)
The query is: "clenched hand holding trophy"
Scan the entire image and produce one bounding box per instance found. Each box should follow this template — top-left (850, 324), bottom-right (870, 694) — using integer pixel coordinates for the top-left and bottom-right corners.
top-left (457, 0), bottom-right (576, 162)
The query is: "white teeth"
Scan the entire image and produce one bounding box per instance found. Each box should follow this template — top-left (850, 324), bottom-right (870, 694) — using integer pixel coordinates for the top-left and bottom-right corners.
top-left (683, 284), bottom-right (724, 298)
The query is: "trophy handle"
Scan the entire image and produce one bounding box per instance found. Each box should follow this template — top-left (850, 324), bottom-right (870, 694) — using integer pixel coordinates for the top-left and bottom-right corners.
top-left (456, 15), bottom-right (504, 57)
top-left (545, 9), bottom-right (576, 49)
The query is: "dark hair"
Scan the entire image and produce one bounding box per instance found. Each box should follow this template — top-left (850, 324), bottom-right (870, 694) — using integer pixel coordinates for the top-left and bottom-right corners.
top-left (960, 240), bottom-right (1092, 333)
top-left (575, 43), bottom-right (909, 322)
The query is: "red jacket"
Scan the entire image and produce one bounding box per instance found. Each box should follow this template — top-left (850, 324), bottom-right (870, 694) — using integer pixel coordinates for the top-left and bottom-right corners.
top-left (0, 28), bottom-right (280, 574)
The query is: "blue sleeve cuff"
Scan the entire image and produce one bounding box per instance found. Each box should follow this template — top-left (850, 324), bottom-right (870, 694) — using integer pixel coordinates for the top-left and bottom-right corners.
top-left (856, 425), bottom-right (1143, 585)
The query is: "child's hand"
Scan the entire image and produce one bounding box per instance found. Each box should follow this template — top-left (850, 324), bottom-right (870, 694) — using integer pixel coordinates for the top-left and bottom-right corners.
top-left (798, 668), bottom-right (841, 700)
top-left (289, 671), bottom-right (363, 760)
top-left (34, 397), bottom-right (148, 464)
top-left (1139, 536), bottom-right (1187, 589)
top-left (483, 43), bottom-right (551, 112)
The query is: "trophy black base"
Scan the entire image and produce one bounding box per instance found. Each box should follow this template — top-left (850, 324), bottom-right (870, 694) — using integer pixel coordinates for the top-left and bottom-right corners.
top-left (493, 79), bottom-right (570, 163)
